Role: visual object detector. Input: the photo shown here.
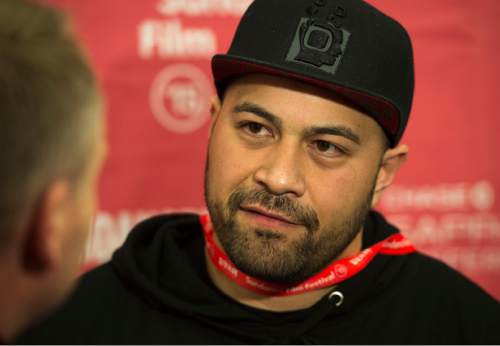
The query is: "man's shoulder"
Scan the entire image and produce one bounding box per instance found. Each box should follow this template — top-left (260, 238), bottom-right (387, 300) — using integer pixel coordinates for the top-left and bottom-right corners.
top-left (406, 250), bottom-right (495, 297)
top-left (348, 249), bottom-right (499, 343)
top-left (371, 211), bottom-right (498, 303)
top-left (393, 251), bottom-right (499, 342)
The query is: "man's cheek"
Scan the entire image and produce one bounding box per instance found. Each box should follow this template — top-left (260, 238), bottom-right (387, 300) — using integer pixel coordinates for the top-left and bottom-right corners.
top-left (214, 157), bottom-right (248, 190)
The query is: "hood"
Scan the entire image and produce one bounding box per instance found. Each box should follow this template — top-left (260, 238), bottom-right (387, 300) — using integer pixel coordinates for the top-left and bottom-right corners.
top-left (111, 211), bottom-right (408, 343)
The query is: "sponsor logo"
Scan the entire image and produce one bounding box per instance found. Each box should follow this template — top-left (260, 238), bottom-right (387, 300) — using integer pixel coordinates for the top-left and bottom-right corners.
top-left (388, 213), bottom-right (500, 245)
top-left (150, 64), bottom-right (212, 133)
top-left (381, 181), bottom-right (496, 212)
top-left (382, 180), bottom-right (499, 285)
top-left (286, 3), bottom-right (349, 75)
top-left (431, 247), bottom-right (500, 272)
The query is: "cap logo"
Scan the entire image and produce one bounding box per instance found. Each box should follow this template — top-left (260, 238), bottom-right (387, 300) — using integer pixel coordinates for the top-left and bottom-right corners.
top-left (286, 3), bottom-right (350, 75)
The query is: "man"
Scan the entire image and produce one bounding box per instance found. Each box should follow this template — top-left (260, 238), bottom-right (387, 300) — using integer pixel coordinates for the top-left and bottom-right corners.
top-left (0, 0), bottom-right (106, 342)
top-left (18, 0), bottom-right (499, 344)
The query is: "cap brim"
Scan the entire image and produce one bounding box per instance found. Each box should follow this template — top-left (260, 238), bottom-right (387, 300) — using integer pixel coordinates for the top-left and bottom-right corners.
top-left (212, 54), bottom-right (400, 146)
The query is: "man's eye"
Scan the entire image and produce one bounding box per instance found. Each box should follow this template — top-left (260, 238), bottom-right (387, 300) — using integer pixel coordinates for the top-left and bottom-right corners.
top-left (248, 123), bottom-right (264, 134)
top-left (240, 122), bottom-right (272, 137)
top-left (312, 140), bottom-right (344, 157)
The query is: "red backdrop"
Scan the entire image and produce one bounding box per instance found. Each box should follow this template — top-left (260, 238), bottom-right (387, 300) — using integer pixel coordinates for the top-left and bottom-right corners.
top-left (42, 0), bottom-right (500, 300)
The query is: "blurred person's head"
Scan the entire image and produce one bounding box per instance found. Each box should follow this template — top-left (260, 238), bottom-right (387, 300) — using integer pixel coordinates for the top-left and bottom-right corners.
top-left (0, 0), bottom-right (106, 340)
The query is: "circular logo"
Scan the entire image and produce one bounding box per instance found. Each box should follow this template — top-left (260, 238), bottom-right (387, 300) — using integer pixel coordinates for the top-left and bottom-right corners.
top-left (334, 264), bottom-right (348, 278)
top-left (469, 180), bottom-right (495, 211)
top-left (150, 64), bottom-right (212, 133)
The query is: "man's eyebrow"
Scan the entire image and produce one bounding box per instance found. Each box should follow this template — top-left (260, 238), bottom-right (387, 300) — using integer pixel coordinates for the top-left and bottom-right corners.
top-left (304, 126), bottom-right (361, 145)
top-left (232, 102), bottom-right (282, 128)
top-left (232, 102), bottom-right (360, 144)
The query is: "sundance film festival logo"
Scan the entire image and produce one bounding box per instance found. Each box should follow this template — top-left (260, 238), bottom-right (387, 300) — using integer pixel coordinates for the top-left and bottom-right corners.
top-left (334, 264), bottom-right (348, 278)
top-left (138, 19), bottom-right (216, 59)
top-left (150, 64), bottom-right (211, 133)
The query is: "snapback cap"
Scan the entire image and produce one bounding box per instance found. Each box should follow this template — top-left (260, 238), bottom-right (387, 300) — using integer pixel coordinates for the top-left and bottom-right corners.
top-left (212, 0), bottom-right (414, 146)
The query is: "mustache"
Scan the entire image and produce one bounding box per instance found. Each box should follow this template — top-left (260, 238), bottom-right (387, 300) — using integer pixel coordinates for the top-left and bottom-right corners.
top-left (227, 188), bottom-right (320, 232)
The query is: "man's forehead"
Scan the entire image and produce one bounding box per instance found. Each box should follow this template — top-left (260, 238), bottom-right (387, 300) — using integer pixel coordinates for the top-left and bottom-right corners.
top-left (227, 73), bottom-right (344, 101)
top-left (220, 73), bottom-right (389, 149)
top-left (224, 74), bottom-right (381, 132)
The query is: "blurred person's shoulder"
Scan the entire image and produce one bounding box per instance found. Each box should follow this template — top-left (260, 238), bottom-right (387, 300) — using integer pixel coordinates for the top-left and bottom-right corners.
top-left (16, 212), bottom-right (205, 344)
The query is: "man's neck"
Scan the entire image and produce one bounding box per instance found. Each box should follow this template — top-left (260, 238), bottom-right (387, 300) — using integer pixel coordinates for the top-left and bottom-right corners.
top-left (205, 231), bottom-right (363, 312)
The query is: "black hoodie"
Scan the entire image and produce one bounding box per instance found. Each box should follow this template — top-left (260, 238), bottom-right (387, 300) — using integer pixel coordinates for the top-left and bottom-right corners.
top-left (17, 212), bottom-right (500, 344)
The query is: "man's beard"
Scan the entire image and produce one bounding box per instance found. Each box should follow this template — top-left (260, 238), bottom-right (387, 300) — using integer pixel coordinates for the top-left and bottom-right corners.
top-left (204, 162), bottom-right (375, 285)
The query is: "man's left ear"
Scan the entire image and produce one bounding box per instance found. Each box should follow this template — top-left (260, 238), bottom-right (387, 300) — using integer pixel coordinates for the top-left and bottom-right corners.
top-left (372, 144), bottom-right (409, 206)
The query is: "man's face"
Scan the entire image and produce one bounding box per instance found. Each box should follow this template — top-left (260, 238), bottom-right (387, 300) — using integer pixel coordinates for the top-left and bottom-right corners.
top-left (205, 74), bottom-right (387, 284)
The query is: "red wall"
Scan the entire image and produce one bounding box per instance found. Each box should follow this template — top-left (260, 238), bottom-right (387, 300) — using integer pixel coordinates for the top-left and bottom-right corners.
top-left (43, 0), bottom-right (500, 300)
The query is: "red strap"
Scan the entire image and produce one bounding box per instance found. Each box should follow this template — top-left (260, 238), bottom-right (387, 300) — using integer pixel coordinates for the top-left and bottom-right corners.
top-left (200, 214), bottom-right (415, 296)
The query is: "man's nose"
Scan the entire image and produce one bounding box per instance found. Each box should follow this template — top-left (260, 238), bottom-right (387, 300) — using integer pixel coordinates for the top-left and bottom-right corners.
top-left (252, 141), bottom-right (306, 197)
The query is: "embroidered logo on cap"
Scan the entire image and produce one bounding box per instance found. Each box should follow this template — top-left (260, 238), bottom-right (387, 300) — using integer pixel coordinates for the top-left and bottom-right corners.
top-left (286, 2), bottom-right (350, 75)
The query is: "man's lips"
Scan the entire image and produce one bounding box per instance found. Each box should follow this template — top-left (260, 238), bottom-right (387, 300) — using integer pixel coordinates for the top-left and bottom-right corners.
top-left (239, 205), bottom-right (302, 226)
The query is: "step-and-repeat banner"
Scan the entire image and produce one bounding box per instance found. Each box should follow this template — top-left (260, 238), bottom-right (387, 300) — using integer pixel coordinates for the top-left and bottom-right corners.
top-left (43, 0), bottom-right (500, 299)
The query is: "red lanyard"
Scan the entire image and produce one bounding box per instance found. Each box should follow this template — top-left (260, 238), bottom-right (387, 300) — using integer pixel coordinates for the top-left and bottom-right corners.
top-left (200, 214), bottom-right (416, 296)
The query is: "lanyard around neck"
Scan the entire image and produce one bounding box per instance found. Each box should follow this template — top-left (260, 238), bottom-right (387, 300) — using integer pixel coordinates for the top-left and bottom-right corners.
top-left (200, 214), bottom-right (415, 297)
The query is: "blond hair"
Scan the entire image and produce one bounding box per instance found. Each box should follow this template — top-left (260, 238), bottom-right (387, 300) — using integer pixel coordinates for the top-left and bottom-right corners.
top-left (0, 0), bottom-right (101, 242)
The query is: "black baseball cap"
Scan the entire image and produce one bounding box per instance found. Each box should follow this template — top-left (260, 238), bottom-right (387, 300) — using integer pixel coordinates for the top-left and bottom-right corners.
top-left (212, 0), bottom-right (414, 146)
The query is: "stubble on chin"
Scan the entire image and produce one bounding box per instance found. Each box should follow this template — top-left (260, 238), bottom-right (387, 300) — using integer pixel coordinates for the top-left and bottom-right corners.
top-left (204, 155), bottom-right (375, 284)
top-left (206, 185), bottom-right (371, 284)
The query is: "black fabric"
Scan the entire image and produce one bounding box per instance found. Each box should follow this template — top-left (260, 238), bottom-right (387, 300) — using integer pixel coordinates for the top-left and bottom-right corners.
top-left (17, 212), bottom-right (500, 344)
